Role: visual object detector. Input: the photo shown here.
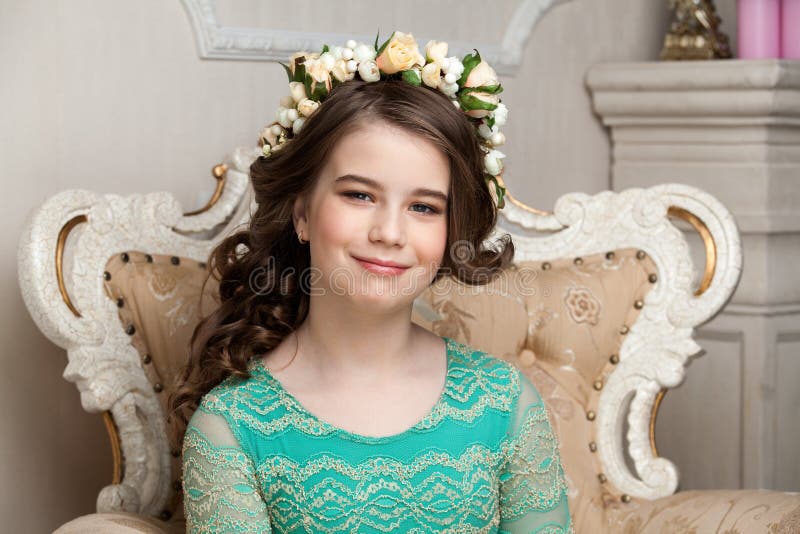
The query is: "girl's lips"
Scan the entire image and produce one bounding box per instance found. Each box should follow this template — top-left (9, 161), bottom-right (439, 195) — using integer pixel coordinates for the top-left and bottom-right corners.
top-left (352, 256), bottom-right (410, 276)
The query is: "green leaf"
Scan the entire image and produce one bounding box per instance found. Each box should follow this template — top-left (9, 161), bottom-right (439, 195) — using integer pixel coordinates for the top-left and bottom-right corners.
top-left (303, 73), bottom-right (313, 101)
top-left (457, 49), bottom-right (482, 87)
top-left (294, 61), bottom-right (307, 84)
top-left (401, 69), bottom-right (421, 86)
top-left (280, 62), bottom-right (292, 83)
top-left (374, 30), bottom-right (380, 51)
top-left (486, 116), bottom-right (496, 129)
top-left (458, 91), bottom-right (498, 113)
top-left (376, 30), bottom-right (396, 57)
top-left (465, 84), bottom-right (503, 95)
top-left (321, 44), bottom-right (329, 54)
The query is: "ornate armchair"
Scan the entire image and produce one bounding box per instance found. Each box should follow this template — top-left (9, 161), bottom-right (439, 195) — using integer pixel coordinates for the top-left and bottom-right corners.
top-left (19, 145), bottom-right (800, 532)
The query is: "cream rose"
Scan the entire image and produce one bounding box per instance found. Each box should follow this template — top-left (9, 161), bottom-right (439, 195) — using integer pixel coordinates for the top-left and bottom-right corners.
top-left (289, 51), bottom-right (319, 77)
top-left (424, 40), bottom-right (448, 64)
top-left (304, 58), bottom-right (332, 94)
top-left (330, 58), bottom-right (355, 82)
top-left (462, 60), bottom-right (501, 118)
top-left (297, 98), bottom-right (319, 117)
top-left (421, 62), bottom-right (442, 89)
top-left (289, 81), bottom-right (307, 103)
top-left (375, 31), bottom-right (425, 74)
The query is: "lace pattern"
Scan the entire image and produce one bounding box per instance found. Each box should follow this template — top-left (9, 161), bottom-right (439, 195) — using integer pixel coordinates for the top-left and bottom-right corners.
top-left (182, 337), bottom-right (572, 533)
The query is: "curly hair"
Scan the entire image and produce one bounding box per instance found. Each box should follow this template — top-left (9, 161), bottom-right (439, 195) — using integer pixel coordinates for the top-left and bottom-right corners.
top-left (167, 78), bottom-right (514, 451)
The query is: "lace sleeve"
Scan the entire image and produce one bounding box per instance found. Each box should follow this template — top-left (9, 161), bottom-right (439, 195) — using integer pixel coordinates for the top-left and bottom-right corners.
top-left (182, 407), bottom-right (273, 533)
top-left (498, 369), bottom-right (573, 534)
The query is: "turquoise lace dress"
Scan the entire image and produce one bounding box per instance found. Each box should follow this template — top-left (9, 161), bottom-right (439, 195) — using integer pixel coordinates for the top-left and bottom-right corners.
top-left (182, 336), bottom-right (573, 533)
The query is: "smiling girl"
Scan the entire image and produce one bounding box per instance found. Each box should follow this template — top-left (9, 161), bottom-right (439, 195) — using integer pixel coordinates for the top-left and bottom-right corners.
top-left (169, 33), bottom-right (573, 533)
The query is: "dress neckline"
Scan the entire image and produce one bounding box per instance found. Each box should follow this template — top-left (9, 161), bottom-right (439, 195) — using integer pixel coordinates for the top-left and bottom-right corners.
top-left (249, 335), bottom-right (454, 443)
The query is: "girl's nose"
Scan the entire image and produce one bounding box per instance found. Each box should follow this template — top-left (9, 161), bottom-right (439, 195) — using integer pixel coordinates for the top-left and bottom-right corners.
top-left (368, 208), bottom-right (407, 248)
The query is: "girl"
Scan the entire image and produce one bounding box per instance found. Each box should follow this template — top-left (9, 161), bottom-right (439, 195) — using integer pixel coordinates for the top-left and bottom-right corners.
top-left (169, 33), bottom-right (573, 533)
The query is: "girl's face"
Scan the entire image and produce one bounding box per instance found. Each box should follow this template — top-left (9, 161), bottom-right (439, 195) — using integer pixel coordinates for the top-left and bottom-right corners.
top-left (294, 121), bottom-right (450, 311)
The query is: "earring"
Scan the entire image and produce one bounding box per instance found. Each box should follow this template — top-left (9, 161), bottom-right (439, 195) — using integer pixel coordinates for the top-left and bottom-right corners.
top-left (297, 230), bottom-right (307, 244)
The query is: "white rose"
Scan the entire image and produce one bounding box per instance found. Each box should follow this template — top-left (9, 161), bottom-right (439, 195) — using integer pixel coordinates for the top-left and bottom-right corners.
top-left (484, 149), bottom-right (506, 176)
top-left (354, 43), bottom-right (376, 63)
top-left (332, 46), bottom-right (344, 60)
top-left (477, 122), bottom-right (496, 139)
top-left (297, 98), bottom-right (320, 117)
top-left (319, 52), bottom-right (336, 71)
top-left (492, 102), bottom-right (508, 126)
top-left (490, 132), bottom-right (505, 146)
top-left (358, 60), bottom-right (381, 82)
top-left (425, 40), bottom-right (448, 63)
top-left (293, 117), bottom-right (306, 133)
top-left (289, 82), bottom-right (307, 103)
top-left (421, 62), bottom-right (442, 89)
top-left (330, 58), bottom-right (355, 82)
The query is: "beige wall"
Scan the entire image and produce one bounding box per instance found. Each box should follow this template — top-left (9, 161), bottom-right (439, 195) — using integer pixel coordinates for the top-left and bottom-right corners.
top-left (3, 0), bottom-right (739, 531)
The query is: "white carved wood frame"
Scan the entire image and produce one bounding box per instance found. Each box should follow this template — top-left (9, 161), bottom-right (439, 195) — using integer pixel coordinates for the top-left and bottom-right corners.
top-left (19, 151), bottom-right (740, 511)
top-left (180, 0), bottom-right (571, 75)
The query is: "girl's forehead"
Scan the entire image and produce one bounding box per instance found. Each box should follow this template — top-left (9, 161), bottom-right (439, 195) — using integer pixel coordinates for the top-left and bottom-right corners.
top-left (320, 124), bottom-right (450, 190)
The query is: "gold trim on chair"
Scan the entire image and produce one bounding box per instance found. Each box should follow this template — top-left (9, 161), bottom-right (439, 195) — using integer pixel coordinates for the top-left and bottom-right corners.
top-left (103, 411), bottom-right (124, 484)
top-left (649, 207), bottom-right (717, 457)
top-left (183, 163), bottom-right (228, 216)
top-left (667, 205), bottom-right (717, 297)
top-left (494, 173), bottom-right (554, 216)
top-left (58, 215), bottom-right (125, 485)
top-left (56, 214), bottom-right (88, 318)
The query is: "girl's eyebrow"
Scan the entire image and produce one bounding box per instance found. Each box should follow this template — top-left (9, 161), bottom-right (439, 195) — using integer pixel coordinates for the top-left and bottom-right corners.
top-left (334, 174), bottom-right (449, 203)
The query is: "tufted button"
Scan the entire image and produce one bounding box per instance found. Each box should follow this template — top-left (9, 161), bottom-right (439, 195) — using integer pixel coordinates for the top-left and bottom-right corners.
top-left (636, 250), bottom-right (646, 260)
top-left (593, 379), bottom-right (603, 391)
top-left (143, 354), bottom-right (152, 364)
top-left (573, 257), bottom-right (583, 265)
top-left (634, 299), bottom-right (644, 310)
top-left (648, 273), bottom-right (658, 283)
top-left (159, 510), bottom-right (172, 521)
top-left (609, 354), bottom-right (620, 364)
top-left (589, 442), bottom-right (597, 452)
top-left (116, 297), bottom-right (124, 308)
top-left (586, 410), bottom-right (596, 421)
top-left (541, 261), bottom-right (551, 270)
top-left (171, 256), bottom-right (180, 266)
top-left (153, 383), bottom-right (163, 393)
top-left (103, 271), bottom-right (111, 281)
top-left (172, 479), bottom-right (182, 491)
top-left (121, 252), bottom-right (129, 263)
top-left (125, 324), bottom-right (136, 336)
top-left (621, 494), bottom-right (631, 503)
top-left (518, 349), bottom-right (537, 367)
top-left (619, 325), bottom-right (629, 335)
top-left (605, 251), bottom-right (615, 260)
top-left (145, 254), bottom-right (153, 263)
top-left (171, 448), bottom-right (181, 458)
top-left (598, 473), bottom-right (607, 483)
top-left (199, 262), bottom-right (207, 269)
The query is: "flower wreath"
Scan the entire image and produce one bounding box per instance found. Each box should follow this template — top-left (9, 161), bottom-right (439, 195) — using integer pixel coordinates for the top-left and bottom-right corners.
top-left (258, 30), bottom-right (508, 209)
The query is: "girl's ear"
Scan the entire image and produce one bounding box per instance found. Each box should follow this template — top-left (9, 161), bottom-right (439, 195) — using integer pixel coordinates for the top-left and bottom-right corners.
top-left (292, 194), bottom-right (308, 233)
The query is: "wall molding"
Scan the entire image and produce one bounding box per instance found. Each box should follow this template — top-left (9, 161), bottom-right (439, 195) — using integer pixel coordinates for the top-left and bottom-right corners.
top-left (180, 0), bottom-right (570, 75)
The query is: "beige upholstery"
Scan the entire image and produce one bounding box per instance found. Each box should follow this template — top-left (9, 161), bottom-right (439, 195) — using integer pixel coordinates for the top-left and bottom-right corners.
top-left (79, 244), bottom-right (799, 533)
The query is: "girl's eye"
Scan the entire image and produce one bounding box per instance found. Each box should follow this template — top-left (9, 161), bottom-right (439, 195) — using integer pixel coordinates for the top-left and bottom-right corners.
top-left (343, 191), bottom-right (371, 202)
top-left (341, 192), bottom-right (442, 215)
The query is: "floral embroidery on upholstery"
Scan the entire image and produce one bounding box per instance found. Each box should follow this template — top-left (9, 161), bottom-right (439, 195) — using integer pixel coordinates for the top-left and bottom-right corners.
top-left (564, 286), bottom-right (601, 325)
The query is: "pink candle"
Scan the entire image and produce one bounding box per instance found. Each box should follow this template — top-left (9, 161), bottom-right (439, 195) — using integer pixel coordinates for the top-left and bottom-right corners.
top-left (738, 0), bottom-right (781, 58)
top-left (783, 0), bottom-right (800, 58)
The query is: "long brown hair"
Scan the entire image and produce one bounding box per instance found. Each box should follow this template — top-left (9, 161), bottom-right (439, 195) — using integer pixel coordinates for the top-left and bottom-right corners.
top-left (167, 78), bottom-right (514, 451)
